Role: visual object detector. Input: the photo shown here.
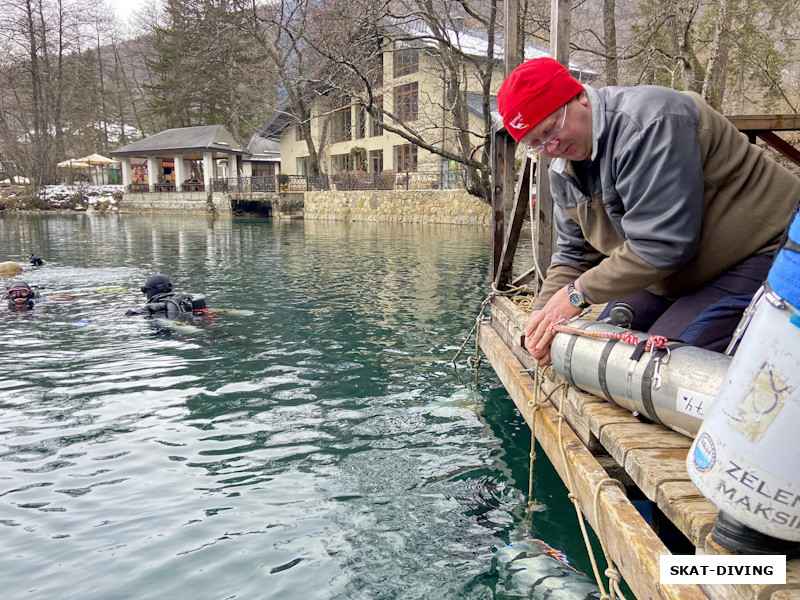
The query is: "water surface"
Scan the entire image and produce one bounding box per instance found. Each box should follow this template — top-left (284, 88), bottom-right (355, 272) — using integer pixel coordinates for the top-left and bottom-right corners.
top-left (0, 214), bottom-right (600, 599)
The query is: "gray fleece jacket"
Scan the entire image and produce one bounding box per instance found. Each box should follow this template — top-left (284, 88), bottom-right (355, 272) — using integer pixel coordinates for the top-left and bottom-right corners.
top-left (535, 85), bottom-right (800, 308)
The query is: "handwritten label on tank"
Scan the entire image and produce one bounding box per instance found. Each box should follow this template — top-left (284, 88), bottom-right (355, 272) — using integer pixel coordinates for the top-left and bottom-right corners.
top-left (676, 387), bottom-right (713, 419)
top-left (726, 361), bottom-right (792, 443)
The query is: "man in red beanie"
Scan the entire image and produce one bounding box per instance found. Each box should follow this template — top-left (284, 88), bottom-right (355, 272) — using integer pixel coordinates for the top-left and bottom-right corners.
top-left (497, 57), bottom-right (800, 364)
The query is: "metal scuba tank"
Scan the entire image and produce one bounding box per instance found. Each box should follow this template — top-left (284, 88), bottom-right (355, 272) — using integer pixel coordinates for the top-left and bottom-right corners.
top-left (550, 320), bottom-right (730, 438)
top-left (686, 213), bottom-right (800, 553)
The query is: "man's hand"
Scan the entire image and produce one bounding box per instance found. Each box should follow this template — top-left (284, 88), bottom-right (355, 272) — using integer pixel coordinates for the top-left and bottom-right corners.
top-left (524, 284), bottom-right (582, 365)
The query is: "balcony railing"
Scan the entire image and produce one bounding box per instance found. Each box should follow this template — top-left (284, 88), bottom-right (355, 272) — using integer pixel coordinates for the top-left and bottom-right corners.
top-left (128, 170), bottom-right (468, 194)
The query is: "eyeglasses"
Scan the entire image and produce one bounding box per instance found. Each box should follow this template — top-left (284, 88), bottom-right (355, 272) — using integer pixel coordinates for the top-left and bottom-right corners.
top-left (8, 289), bottom-right (30, 299)
top-left (525, 103), bottom-right (568, 158)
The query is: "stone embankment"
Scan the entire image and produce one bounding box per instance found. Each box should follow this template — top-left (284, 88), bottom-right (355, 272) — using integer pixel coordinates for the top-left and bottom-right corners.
top-left (303, 189), bottom-right (491, 226)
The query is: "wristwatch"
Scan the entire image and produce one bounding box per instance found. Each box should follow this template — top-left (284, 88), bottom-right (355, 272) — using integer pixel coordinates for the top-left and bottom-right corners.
top-left (567, 281), bottom-right (590, 308)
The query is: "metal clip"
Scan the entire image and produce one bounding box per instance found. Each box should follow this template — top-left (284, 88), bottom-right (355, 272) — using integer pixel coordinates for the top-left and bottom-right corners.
top-left (650, 347), bottom-right (671, 391)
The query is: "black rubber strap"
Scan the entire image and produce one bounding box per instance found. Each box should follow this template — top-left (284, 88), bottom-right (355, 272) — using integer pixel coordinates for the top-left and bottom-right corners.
top-left (562, 321), bottom-right (593, 387)
top-left (638, 342), bottom-right (688, 426)
top-left (640, 351), bottom-right (666, 427)
top-left (629, 339), bottom-right (648, 362)
top-left (597, 338), bottom-right (621, 404)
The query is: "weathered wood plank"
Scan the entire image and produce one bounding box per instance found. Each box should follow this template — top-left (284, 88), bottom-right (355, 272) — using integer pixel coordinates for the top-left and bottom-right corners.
top-left (582, 402), bottom-right (642, 433)
top-left (478, 324), bottom-right (706, 600)
top-left (726, 114), bottom-right (800, 131)
top-left (624, 447), bottom-right (694, 501)
top-left (656, 481), bottom-right (718, 548)
top-left (599, 423), bottom-right (693, 469)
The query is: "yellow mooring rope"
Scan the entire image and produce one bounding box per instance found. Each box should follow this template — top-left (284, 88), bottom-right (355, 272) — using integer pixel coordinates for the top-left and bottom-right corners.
top-left (526, 365), bottom-right (628, 600)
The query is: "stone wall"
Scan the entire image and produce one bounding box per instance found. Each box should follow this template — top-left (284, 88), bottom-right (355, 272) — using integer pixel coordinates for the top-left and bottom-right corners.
top-left (118, 191), bottom-right (231, 214)
top-left (303, 189), bottom-right (491, 226)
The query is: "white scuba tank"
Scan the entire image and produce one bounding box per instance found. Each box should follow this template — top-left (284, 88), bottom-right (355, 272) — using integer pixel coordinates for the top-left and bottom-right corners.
top-left (687, 214), bottom-right (800, 553)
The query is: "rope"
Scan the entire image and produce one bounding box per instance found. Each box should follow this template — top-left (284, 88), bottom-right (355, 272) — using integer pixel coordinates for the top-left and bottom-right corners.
top-left (526, 365), bottom-right (629, 600)
top-left (453, 283), bottom-right (538, 379)
top-left (550, 323), bottom-right (669, 352)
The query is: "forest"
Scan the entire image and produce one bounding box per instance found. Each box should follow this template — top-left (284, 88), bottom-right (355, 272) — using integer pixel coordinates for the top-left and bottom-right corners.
top-left (0, 0), bottom-right (798, 188)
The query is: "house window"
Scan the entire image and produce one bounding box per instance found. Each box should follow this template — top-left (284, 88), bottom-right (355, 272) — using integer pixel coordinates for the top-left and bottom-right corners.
top-left (295, 125), bottom-right (305, 141)
top-left (394, 83), bottom-right (418, 123)
top-left (393, 144), bottom-right (417, 172)
top-left (370, 96), bottom-right (383, 137)
top-left (297, 157), bottom-right (309, 176)
top-left (356, 106), bottom-right (366, 139)
top-left (393, 47), bottom-right (419, 77)
top-left (331, 153), bottom-right (350, 174)
top-left (331, 107), bottom-right (352, 143)
top-left (369, 149), bottom-right (383, 173)
top-left (253, 163), bottom-right (275, 177)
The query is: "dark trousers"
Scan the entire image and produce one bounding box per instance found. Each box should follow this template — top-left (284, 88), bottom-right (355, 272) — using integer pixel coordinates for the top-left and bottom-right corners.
top-left (598, 253), bottom-right (774, 353)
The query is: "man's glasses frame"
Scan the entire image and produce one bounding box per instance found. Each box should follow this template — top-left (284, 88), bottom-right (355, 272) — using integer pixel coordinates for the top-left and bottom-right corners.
top-left (525, 103), bottom-right (568, 158)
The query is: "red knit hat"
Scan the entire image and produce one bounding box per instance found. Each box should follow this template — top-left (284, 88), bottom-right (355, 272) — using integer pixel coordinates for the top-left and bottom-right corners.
top-left (497, 57), bottom-right (584, 143)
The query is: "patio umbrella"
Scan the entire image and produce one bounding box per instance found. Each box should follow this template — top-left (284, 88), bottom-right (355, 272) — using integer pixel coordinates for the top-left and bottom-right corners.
top-left (56, 158), bottom-right (90, 168)
top-left (76, 153), bottom-right (119, 166)
top-left (56, 158), bottom-right (91, 184)
top-left (75, 153), bottom-right (119, 184)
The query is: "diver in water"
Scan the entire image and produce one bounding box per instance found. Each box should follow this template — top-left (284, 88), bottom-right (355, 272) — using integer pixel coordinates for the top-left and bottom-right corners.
top-left (4, 281), bottom-right (41, 311)
top-left (126, 274), bottom-right (210, 320)
top-left (29, 253), bottom-right (45, 267)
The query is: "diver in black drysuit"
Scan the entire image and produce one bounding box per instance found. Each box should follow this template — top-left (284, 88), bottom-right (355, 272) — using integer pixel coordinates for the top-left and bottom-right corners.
top-left (126, 274), bottom-right (208, 320)
top-left (4, 281), bottom-right (41, 311)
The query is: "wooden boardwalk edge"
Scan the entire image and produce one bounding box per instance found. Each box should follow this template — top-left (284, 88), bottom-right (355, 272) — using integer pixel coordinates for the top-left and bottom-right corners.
top-left (482, 296), bottom-right (800, 600)
top-left (478, 323), bottom-right (706, 600)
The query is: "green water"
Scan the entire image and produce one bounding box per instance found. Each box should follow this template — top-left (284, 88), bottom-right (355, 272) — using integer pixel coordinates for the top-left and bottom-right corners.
top-left (0, 214), bottom-right (604, 600)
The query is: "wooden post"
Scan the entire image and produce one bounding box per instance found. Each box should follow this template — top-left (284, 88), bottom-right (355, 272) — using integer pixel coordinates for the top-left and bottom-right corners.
top-left (491, 0), bottom-right (524, 285)
top-left (536, 0), bottom-right (572, 279)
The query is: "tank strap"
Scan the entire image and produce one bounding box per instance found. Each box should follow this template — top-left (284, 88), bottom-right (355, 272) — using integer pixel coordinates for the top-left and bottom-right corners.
top-left (597, 338), bottom-right (621, 405)
top-left (639, 342), bottom-right (688, 426)
top-left (562, 320), bottom-right (595, 387)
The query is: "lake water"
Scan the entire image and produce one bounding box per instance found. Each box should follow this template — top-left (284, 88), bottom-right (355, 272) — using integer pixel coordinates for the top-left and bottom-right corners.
top-left (0, 213), bottom-right (602, 600)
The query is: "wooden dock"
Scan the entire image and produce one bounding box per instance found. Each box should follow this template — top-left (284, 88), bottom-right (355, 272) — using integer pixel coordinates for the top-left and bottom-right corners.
top-left (479, 295), bottom-right (800, 600)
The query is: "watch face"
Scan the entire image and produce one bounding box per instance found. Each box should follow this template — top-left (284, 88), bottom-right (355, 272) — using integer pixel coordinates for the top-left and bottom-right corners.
top-left (568, 290), bottom-right (583, 306)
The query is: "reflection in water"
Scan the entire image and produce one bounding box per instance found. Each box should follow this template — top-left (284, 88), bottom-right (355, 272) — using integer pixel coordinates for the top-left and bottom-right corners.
top-left (0, 214), bottom-right (592, 600)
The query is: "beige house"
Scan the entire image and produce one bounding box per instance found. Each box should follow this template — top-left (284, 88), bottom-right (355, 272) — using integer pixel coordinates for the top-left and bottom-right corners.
top-left (273, 19), bottom-right (591, 184)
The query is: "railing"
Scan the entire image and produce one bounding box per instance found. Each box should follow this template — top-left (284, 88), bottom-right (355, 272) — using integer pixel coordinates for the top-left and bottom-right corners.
top-left (329, 169), bottom-right (465, 191)
top-left (183, 170), bottom-right (470, 195)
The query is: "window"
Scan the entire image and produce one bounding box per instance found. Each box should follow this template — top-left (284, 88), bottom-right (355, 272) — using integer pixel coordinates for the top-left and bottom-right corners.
top-left (297, 157), bottom-right (309, 176)
top-left (393, 47), bottom-right (419, 77)
top-left (331, 107), bottom-right (352, 143)
top-left (370, 96), bottom-right (383, 137)
top-left (295, 125), bottom-right (305, 141)
top-left (331, 153), bottom-right (350, 174)
top-left (356, 106), bottom-right (366, 139)
top-left (369, 149), bottom-right (383, 173)
top-left (394, 83), bottom-right (418, 123)
top-left (253, 163), bottom-right (276, 177)
top-left (393, 144), bottom-right (417, 172)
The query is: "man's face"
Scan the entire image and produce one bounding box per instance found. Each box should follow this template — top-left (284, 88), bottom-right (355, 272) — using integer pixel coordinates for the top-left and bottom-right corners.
top-left (520, 91), bottom-right (593, 161)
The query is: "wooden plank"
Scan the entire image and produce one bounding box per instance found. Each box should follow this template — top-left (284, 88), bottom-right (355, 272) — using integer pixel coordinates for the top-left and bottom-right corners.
top-left (494, 157), bottom-right (532, 288)
top-left (490, 123), bottom-right (509, 281)
top-left (656, 480), bottom-right (718, 548)
top-left (726, 114), bottom-right (800, 131)
top-left (599, 423), bottom-right (692, 469)
top-left (478, 324), bottom-right (706, 600)
top-left (582, 402), bottom-right (642, 433)
top-left (757, 131), bottom-right (800, 168)
top-left (624, 447), bottom-right (694, 501)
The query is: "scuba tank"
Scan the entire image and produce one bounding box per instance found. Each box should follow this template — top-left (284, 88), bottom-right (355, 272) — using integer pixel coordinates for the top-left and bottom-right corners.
top-left (686, 212), bottom-right (800, 554)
